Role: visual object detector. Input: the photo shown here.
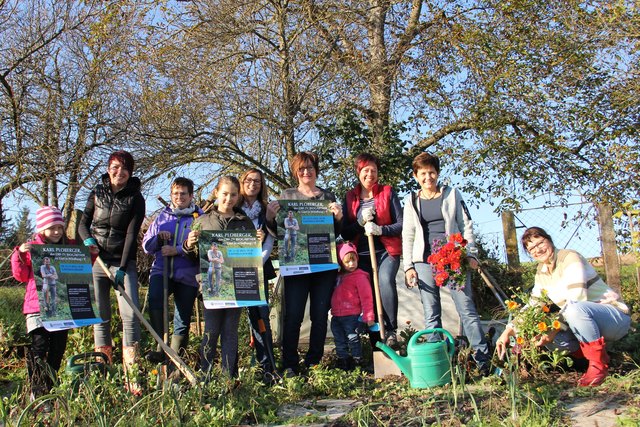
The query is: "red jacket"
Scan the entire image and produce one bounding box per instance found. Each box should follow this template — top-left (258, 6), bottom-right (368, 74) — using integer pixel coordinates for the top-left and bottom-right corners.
top-left (345, 183), bottom-right (402, 256)
top-left (330, 268), bottom-right (375, 323)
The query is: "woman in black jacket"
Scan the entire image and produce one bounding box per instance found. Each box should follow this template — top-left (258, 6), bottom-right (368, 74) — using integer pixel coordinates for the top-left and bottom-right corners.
top-left (78, 150), bottom-right (145, 395)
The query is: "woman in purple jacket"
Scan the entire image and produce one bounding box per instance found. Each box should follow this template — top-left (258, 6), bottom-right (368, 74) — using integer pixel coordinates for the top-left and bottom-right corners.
top-left (142, 177), bottom-right (203, 363)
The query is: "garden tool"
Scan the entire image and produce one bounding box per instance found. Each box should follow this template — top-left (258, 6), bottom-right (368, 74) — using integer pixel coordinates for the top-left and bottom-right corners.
top-left (367, 230), bottom-right (402, 377)
top-left (477, 263), bottom-right (508, 309)
top-left (162, 235), bottom-right (170, 351)
top-left (96, 257), bottom-right (197, 385)
top-left (376, 328), bottom-right (455, 388)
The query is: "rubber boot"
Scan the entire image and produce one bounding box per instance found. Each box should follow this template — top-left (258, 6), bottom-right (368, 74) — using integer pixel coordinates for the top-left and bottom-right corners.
top-left (167, 335), bottom-right (188, 381)
top-left (578, 337), bottom-right (610, 387)
top-left (95, 345), bottom-right (113, 365)
top-left (145, 310), bottom-right (165, 363)
top-left (122, 344), bottom-right (143, 396)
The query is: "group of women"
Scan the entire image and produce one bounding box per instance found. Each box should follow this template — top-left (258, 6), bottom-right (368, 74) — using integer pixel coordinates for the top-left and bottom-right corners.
top-left (78, 149), bottom-right (630, 391)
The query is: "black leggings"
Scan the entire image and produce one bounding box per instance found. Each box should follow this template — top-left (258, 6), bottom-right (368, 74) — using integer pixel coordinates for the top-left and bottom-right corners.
top-left (27, 327), bottom-right (68, 397)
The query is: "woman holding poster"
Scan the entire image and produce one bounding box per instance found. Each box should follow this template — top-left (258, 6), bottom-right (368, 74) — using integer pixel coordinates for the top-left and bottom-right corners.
top-left (266, 151), bottom-right (343, 376)
top-left (239, 167), bottom-right (278, 380)
top-left (341, 153), bottom-right (403, 347)
top-left (184, 176), bottom-right (257, 377)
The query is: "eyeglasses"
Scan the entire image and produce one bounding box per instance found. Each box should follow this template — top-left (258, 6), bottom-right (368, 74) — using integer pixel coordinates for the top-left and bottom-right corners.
top-left (172, 191), bottom-right (189, 197)
top-left (298, 166), bottom-right (315, 174)
top-left (527, 239), bottom-right (547, 255)
top-left (244, 178), bottom-right (261, 185)
top-left (108, 165), bottom-right (125, 172)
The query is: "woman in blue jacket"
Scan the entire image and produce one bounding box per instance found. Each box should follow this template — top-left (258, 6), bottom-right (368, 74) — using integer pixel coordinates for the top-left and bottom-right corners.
top-left (142, 177), bottom-right (204, 364)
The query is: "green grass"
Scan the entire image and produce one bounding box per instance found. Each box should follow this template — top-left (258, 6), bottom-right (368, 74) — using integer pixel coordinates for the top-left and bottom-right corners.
top-left (1, 271), bottom-right (639, 426)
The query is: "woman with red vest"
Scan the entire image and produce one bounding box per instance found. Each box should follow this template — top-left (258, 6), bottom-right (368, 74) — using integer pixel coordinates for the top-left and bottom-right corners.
top-left (341, 153), bottom-right (403, 346)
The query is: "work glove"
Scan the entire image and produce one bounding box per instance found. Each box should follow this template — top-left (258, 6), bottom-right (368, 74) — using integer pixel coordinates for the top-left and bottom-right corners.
top-left (364, 222), bottom-right (382, 236)
top-left (83, 237), bottom-right (98, 247)
top-left (114, 268), bottom-right (126, 290)
top-left (357, 207), bottom-right (376, 226)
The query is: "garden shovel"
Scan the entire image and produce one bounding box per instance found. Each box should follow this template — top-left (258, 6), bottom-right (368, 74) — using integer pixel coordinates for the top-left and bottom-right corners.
top-left (367, 231), bottom-right (401, 378)
top-left (96, 257), bottom-right (198, 385)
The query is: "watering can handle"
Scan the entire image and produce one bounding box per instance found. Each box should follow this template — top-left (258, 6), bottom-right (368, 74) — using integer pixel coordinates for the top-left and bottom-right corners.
top-left (409, 328), bottom-right (456, 358)
top-left (67, 352), bottom-right (110, 368)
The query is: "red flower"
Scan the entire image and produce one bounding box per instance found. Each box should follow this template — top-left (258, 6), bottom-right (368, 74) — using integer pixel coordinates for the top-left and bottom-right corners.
top-left (428, 233), bottom-right (468, 291)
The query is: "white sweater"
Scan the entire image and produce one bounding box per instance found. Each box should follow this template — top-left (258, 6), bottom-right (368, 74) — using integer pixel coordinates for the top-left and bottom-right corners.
top-left (402, 185), bottom-right (478, 272)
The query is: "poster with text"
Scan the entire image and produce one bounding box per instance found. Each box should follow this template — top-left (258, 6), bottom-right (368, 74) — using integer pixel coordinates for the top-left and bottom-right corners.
top-left (30, 245), bottom-right (101, 331)
top-left (276, 200), bottom-right (338, 276)
top-left (198, 229), bottom-right (266, 309)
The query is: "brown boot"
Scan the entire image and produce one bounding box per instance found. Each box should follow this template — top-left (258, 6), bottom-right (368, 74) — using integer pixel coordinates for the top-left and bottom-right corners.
top-left (95, 345), bottom-right (113, 364)
top-left (122, 344), bottom-right (143, 396)
top-left (578, 337), bottom-right (610, 387)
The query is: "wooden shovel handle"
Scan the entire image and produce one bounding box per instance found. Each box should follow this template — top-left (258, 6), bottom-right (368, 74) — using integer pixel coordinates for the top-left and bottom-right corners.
top-left (96, 257), bottom-right (198, 385)
top-left (367, 233), bottom-right (386, 339)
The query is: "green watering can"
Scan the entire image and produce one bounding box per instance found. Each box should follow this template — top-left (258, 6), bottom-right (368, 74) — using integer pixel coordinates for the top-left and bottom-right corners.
top-left (376, 328), bottom-right (455, 388)
top-left (65, 352), bottom-right (109, 392)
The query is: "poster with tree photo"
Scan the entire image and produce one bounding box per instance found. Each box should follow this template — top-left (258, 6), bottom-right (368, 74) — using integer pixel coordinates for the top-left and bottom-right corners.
top-left (276, 200), bottom-right (338, 276)
top-left (30, 245), bottom-right (102, 331)
top-left (198, 230), bottom-right (266, 309)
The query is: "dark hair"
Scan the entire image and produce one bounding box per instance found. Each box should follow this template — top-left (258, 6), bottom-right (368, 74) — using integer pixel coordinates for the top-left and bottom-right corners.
top-left (291, 151), bottom-right (320, 180)
top-left (108, 150), bottom-right (135, 174)
top-left (239, 168), bottom-right (268, 208)
top-left (412, 152), bottom-right (440, 174)
top-left (521, 226), bottom-right (555, 252)
top-left (355, 153), bottom-right (380, 175)
top-left (171, 177), bottom-right (194, 195)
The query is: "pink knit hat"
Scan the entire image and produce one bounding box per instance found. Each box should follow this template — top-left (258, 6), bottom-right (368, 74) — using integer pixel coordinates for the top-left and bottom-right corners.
top-left (337, 241), bottom-right (358, 268)
top-left (35, 206), bottom-right (65, 233)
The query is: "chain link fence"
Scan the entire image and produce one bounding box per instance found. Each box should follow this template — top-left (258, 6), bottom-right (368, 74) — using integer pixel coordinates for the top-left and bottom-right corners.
top-left (513, 202), bottom-right (602, 261)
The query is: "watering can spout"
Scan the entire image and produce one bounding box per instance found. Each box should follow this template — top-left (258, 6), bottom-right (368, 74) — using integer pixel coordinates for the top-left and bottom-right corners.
top-left (375, 341), bottom-right (412, 379)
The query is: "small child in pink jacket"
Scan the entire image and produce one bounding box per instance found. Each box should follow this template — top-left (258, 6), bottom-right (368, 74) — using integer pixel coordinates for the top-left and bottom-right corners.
top-left (11, 206), bottom-right (74, 410)
top-left (330, 242), bottom-right (375, 370)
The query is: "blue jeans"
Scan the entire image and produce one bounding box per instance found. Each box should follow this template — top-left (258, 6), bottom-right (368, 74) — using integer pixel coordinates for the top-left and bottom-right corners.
top-left (92, 260), bottom-right (140, 347)
top-left (331, 315), bottom-right (363, 359)
top-left (147, 275), bottom-right (199, 337)
top-left (282, 270), bottom-right (336, 370)
top-left (414, 262), bottom-right (490, 364)
top-left (357, 251), bottom-right (400, 333)
top-left (546, 301), bottom-right (631, 352)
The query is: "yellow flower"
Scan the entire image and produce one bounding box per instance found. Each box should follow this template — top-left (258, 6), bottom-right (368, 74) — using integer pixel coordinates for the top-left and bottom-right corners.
top-left (552, 320), bottom-right (561, 330)
top-left (151, 368), bottom-right (158, 376)
top-left (542, 305), bottom-right (550, 313)
top-left (537, 322), bottom-right (548, 332)
top-left (506, 300), bottom-right (519, 310)
top-left (516, 336), bottom-right (525, 345)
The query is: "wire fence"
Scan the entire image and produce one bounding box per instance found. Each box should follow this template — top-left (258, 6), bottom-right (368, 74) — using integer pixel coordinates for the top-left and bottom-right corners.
top-left (474, 202), bottom-right (603, 264)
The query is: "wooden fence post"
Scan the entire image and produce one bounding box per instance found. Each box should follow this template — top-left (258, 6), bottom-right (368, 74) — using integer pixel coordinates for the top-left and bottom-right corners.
top-left (596, 202), bottom-right (621, 292)
top-left (501, 210), bottom-right (520, 270)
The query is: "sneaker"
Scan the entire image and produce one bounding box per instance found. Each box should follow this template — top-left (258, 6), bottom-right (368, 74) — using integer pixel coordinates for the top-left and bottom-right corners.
top-left (385, 332), bottom-right (399, 348)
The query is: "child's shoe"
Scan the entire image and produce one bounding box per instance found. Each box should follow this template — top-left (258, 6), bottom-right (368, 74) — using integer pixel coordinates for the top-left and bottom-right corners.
top-left (336, 357), bottom-right (350, 371)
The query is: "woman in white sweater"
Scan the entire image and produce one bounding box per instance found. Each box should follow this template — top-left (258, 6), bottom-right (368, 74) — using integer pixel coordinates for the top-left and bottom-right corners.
top-left (496, 226), bottom-right (630, 387)
top-left (402, 152), bottom-right (491, 375)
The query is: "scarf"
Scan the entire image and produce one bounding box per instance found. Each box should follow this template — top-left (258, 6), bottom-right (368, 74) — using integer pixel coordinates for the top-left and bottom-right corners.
top-left (242, 200), bottom-right (263, 221)
top-left (172, 202), bottom-right (196, 217)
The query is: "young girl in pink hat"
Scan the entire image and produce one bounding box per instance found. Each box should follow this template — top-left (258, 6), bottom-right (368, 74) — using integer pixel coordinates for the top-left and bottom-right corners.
top-left (331, 241), bottom-right (375, 371)
top-left (11, 206), bottom-right (74, 411)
